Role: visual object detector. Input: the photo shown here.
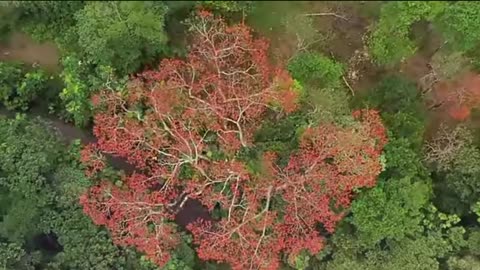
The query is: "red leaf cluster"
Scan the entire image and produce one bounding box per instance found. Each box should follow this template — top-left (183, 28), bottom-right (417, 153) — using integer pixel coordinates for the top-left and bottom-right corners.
top-left (79, 11), bottom-right (387, 270)
top-left (80, 173), bottom-right (179, 266)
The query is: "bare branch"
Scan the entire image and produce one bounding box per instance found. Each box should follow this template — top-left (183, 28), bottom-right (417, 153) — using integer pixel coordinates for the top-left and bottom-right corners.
top-left (302, 12), bottom-right (348, 21)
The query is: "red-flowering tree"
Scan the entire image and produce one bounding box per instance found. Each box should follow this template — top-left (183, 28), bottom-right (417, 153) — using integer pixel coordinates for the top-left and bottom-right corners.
top-left (79, 11), bottom-right (387, 270)
top-left (431, 72), bottom-right (480, 120)
top-left (188, 110), bottom-right (387, 270)
top-left (80, 10), bottom-right (298, 269)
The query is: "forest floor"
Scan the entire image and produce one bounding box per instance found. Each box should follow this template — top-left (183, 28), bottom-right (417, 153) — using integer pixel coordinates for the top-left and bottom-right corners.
top-left (248, 1), bottom-right (384, 92)
top-left (0, 32), bottom-right (60, 73)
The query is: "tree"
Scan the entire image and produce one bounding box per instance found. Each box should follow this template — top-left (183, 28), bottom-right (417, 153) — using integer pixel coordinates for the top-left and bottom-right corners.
top-left (288, 52), bottom-right (344, 88)
top-left (40, 205), bottom-right (166, 270)
top-left (80, 12), bottom-right (386, 270)
top-left (359, 76), bottom-right (426, 150)
top-left (188, 110), bottom-right (386, 270)
top-left (430, 72), bottom-right (480, 121)
top-left (350, 176), bottom-right (430, 247)
top-left (0, 242), bottom-right (37, 270)
top-left (5, 1), bottom-right (84, 43)
top-left (435, 2), bottom-right (480, 53)
top-left (368, 2), bottom-right (445, 66)
top-left (75, 1), bottom-right (169, 75)
top-left (363, 75), bottom-right (424, 115)
top-left (0, 115), bottom-right (171, 269)
top-left (423, 125), bottom-right (472, 171)
top-left (326, 227), bottom-right (464, 270)
top-left (197, 1), bottom-right (252, 13)
top-left (59, 55), bottom-right (126, 126)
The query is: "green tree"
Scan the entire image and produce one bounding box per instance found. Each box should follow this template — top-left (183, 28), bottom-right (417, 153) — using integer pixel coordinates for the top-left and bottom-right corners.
top-left (41, 208), bottom-right (144, 270)
top-left (6, 1), bottom-right (84, 43)
top-left (0, 242), bottom-right (37, 270)
top-left (75, 1), bottom-right (169, 74)
top-left (448, 255), bottom-right (480, 270)
top-left (288, 52), bottom-right (344, 88)
top-left (368, 2), bottom-right (445, 66)
top-left (435, 2), bottom-right (480, 53)
top-left (59, 55), bottom-right (126, 126)
top-left (351, 176), bottom-right (430, 247)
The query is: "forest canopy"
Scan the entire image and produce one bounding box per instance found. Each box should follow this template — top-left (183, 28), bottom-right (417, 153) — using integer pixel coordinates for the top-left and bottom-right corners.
top-left (2, 1), bottom-right (480, 270)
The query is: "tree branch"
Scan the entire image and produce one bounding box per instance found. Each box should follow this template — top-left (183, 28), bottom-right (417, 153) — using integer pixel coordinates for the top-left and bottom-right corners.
top-left (302, 12), bottom-right (348, 21)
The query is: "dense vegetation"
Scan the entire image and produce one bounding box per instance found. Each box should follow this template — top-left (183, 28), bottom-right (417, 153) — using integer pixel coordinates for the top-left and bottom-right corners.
top-left (2, 1), bottom-right (480, 270)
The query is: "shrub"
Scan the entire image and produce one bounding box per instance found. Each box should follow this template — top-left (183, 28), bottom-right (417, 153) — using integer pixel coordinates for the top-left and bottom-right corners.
top-left (0, 62), bottom-right (48, 111)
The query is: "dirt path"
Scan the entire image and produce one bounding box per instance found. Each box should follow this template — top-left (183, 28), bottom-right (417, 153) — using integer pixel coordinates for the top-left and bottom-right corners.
top-left (0, 32), bottom-right (61, 73)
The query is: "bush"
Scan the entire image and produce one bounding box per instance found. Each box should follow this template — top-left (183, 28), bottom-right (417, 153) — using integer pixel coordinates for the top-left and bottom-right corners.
top-left (288, 52), bottom-right (344, 88)
top-left (59, 56), bottom-right (126, 127)
top-left (0, 62), bottom-right (48, 111)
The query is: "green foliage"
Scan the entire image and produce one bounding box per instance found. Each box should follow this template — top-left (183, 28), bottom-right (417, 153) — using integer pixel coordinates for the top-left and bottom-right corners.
top-left (287, 54), bottom-right (350, 124)
top-left (446, 229), bottom-right (480, 270)
top-left (435, 2), bottom-right (480, 53)
top-left (0, 62), bottom-right (48, 111)
top-left (0, 5), bottom-right (22, 41)
top-left (326, 211), bottom-right (465, 270)
top-left (0, 116), bottom-right (169, 269)
top-left (0, 242), bottom-right (37, 270)
top-left (358, 76), bottom-right (425, 149)
top-left (0, 195), bottom-right (44, 243)
top-left (368, 2), bottom-right (446, 66)
top-left (448, 255), bottom-right (480, 270)
top-left (306, 86), bottom-right (352, 124)
top-left (327, 227), bottom-right (463, 270)
top-left (8, 1), bottom-right (84, 43)
top-left (75, 1), bottom-right (169, 75)
top-left (197, 1), bottom-right (252, 13)
top-left (0, 116), bottom-right (61, 196)
top-left (283, 12), bottom-right (323, 51)
top-left (247, 1), bottom-right (305, 35)
top-left (288, 52), bottom-right (344, 88)
top-left (382, 139), bottom-right (425, 180)
top-left (430, 50), bottom-right (471, 81)
top-left (363, 75), bottom-right (423, 115)
top-left (41, 208), bottom-right (136, 270)
top-left (58, 56), bottom-right (93, 126)
top-left (59, 55), bottom-right (126, 126)
top-left (386, 112), bottom-right (426, 146)
top-left (0, 62), bottom-right (23, 105)
top-left (254, 112), bottom-right (308, 166)
top-left (0, 116), bottom-right (59, 245)
top-left (473, 202), bottom-right (480, 223)
top-left (351, 177), bottom-right (430, 247)
top-left (292, 251), bottom-right (311, 270)
top-left (428, 126), bottom-right (480, 212)
top-left (161, 235), bottom-right (195, 270)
